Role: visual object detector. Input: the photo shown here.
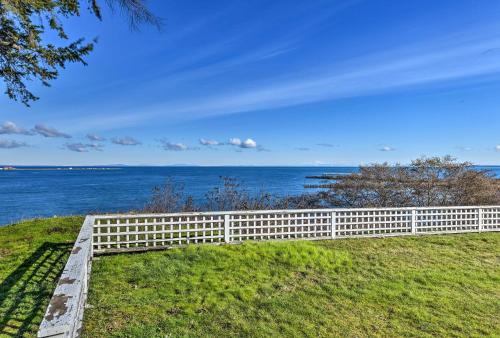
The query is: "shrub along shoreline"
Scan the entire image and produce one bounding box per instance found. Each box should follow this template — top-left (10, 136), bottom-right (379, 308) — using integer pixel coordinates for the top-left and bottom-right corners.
top-left (143, 157), bottom-right (500, 214)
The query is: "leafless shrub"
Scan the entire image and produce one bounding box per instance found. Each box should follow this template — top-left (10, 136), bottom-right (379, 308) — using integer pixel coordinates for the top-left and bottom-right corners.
top-left (273, 193), bottom-right (326, 209)
top-left (144, 179), bottom-right (198, 213)
top-left (204, 177), bottom-right (278, 211)
top-left (144, 176), bottom-right (322, 213)
top-left (311, 156), bottom-right (500, 208)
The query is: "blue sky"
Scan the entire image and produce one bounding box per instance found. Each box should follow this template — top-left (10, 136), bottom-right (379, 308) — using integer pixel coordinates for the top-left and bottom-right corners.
top-left (1, 0), bottom-right (500, 165)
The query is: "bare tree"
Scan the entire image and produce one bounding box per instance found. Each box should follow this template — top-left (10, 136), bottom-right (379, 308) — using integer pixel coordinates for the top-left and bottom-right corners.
top-left (144, 179), bottom-right (197, 213)
top-left (204, 177), bottom-right (278, 211)
top-left (308, 156), bottom-right (500, 208)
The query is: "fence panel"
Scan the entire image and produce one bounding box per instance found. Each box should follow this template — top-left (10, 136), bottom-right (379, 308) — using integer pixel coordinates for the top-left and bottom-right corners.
top-left (229, 210), bottom-right (332, 242)
top-left (482, 206), bottom-right (500, 231)
top-left (93, 213), bottom-right (225, 252)
top-left (335, 208), bottom-right (413, 238)
top-left (415, 207), bottom-right (479, 234)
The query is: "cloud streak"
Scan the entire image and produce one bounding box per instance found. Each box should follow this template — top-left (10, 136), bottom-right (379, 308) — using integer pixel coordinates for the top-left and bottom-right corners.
top-left (65, 143), bottom-right (104, 152)
top-left (380, 146), bottom-right (396, 152)
top-left (83, 31), bottom-right (500, 130)
top-left (86, 133), bottom-right (106, 142)
top-left (111, 137), bottom-right (141, 146)
top-left (0, 139), bottom-right (29, 149)
top-left (199, 138), bottom-right (220, 146)
top-left (0, 121), bottom-right (33, 135)
top-left (160, 140), bottom-right (189, 151)
top-left (33, 124), bottom-right (71, 138)
top-left (317, 143), bottom-right (336, 148)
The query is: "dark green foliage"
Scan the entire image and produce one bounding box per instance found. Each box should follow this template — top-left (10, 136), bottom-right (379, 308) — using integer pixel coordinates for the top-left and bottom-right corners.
top-left (0, 0), bottom-right (159, 106)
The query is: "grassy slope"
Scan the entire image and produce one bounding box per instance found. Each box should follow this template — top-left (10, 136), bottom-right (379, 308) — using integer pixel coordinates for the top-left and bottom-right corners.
top-left (84, 233), bottom-right (500, 338)
top-left (0, 217), bottom-right (83, 338)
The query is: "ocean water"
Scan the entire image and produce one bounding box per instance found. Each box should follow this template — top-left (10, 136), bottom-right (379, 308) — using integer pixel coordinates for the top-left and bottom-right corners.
top-left (0, 166), bottom-right (498, 226)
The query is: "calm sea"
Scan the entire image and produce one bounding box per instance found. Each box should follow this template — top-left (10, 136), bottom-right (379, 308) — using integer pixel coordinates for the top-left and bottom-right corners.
top-left (0, 166), bottom-right (498, 226)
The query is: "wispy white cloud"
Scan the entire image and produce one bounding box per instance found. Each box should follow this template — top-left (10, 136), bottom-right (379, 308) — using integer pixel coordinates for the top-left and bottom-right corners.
top-left (160, 140), bottom-right (190, 151)
top-left (65, 143), bottom-right (104, 152)
top-left (33, 124), bottom-right (71, 138)
top-left (0, 121), bottom-right (33, 135)
top-left (111, 137), bottom-right (141, 146)
top-left (199, 138), bottom-right (220, 146)
top-left (380, 146), bottom-right (396, 152)
top-left (257, 145), bottom-right (270, 152)
top-left (295, 147), bottom-right (310, 151)
top-left (495, 145), bottom-right (500, 152)
top-left (81, 31), bottom-right (500, 130)
top-left (86, 133), bottom-right (106, 142)
top-left (317, 143), bottom-right (336, 148)
top-left (87, 143), bottom-right (104, 151)
top-left (0, 139), bottom-right (29, 149)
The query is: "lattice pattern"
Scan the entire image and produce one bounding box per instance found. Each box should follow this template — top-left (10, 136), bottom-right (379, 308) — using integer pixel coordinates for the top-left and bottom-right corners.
top-left (91, 206), bottom-right (500, 253)
top-left (229, 211), bottom-right (331, 241)
top-left (93, 214), bottom-right (224, 252)
top-left (415, 208), bottom-right (479, 233)
top-left (335, 209), bottom-right (412, 237)
top-left (482, 207), bottom-right (500, 231)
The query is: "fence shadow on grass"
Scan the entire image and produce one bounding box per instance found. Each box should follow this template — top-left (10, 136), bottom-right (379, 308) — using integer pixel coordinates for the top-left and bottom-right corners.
top-left (0, 242), bottom-right (72, 337)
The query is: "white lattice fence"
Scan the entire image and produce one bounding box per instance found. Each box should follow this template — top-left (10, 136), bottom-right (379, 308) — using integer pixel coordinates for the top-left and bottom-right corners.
top-left (482, 206), bottom-right (500, 231)
top-left (414, 207), bottom-right (481, 233)
top-left (335, 208), bottom-right (412, 237)
top-left (93, 214), bottom-right (225, 252)
top-left (229, 210), bottom-right (332, 241)
top-left (91, 206), bottom-right (500, 254)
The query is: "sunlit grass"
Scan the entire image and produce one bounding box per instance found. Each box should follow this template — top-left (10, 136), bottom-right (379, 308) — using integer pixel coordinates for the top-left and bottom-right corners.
top-left (84, 233), bottom-right (500, 337)
top-left (0, 217), bottom-right (82, 337)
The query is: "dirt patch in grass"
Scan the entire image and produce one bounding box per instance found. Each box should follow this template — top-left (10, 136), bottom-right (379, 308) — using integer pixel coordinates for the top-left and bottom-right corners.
top-left (0, 247), bottom-right (11, 258)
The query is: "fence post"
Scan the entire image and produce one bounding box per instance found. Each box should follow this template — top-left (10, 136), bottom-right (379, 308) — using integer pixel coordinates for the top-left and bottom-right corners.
top-left (478, 207), bottom-right (483, 233)
top-left (411, 208), bottom-right (416, 234)
top-left (224, 214), bottom-right (231, 243)
top-left (331, 211), bottom-right (336, 239)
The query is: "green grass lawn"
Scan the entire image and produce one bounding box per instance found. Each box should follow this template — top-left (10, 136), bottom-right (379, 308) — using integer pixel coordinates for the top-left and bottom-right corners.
top-left (1, 218), bottom-right (499, 338)
top-left (0, 217), bottom-right (82, 337)
top-left (84, 233), bottom-right (500, 338)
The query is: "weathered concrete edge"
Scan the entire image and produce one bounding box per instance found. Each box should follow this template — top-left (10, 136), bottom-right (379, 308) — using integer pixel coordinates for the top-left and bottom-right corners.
top-left (37, 216), bottom-right (94, 338)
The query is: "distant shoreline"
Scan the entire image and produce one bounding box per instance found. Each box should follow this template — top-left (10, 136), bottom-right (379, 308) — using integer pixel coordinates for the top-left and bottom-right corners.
top-left (0, 167), bottom-right (120, 171)
top-left (1, 164), bottom-right (499, 168)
